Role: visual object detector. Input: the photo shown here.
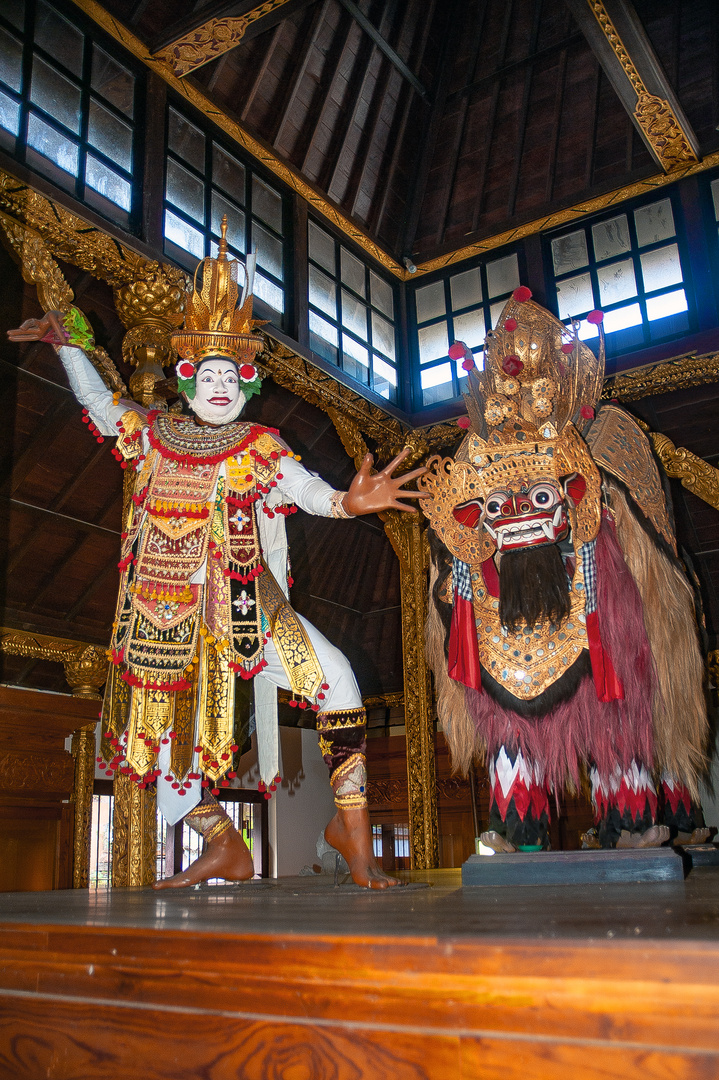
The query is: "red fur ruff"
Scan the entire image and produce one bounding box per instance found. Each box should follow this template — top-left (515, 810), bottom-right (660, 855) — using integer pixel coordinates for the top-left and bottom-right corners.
top-left (466, 519), bottom-right (655, 792)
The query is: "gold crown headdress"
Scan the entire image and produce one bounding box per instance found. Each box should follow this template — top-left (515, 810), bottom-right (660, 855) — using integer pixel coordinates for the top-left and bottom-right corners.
top-left (420, 290), bottom-right (605, 559)
top-left (171, 216), bottom-right (266, 368)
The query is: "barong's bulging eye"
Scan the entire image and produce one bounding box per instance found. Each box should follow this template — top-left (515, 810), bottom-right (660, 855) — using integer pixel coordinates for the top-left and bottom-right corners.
top-left (529, 483), bottom-right (561, 510)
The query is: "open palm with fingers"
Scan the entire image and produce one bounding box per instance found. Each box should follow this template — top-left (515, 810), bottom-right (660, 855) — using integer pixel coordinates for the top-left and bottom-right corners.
top-left (343, 448), bottom-right (430, 516)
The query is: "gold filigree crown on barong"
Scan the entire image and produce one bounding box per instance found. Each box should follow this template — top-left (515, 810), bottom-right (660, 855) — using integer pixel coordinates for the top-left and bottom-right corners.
top-left (171, 215), bottom-right (266, 367)
top-left (420, 289), bottom-right (606, 560)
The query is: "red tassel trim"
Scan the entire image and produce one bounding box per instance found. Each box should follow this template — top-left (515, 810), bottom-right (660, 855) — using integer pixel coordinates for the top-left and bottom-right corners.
top-left (121, 671), bottom-right (191, 692)
top-left (147, 422), bottom-right (278, 466)
top-left (586, 611), bottom-right (624, 702)
top-left (226, 492), bottom-right (261, 508)
top-left (147, 505), bottom-right (210, 520)
top-left (110, 648), bottom-right (124, 665)
top-left (225, 566), bottom-right (263, 583)
top-left (229, 658), bottom-right (268, 677)
top-left (117, 554), bottom-right (136, 571)
top-left (132, 486), bottom-right (148, 506)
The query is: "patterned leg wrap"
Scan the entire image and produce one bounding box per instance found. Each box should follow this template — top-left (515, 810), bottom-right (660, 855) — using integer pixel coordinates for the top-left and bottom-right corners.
top-left (591, 761), bottom-right (657, 848)
top-left (489, 747), bottom-right (550, 849)
top-left (317, 707), bottom-right (367, 810)
top-left (661, 774), bottom-right (699, 837)
top-left (184, 792), bottom-right (233, 843)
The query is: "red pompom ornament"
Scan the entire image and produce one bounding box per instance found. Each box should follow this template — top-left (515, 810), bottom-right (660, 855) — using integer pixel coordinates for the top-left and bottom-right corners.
top-left (461, 357), bottom-right (475, 371)
top-left (177, 360), bottom-right (195, 380)
top-left (512, 286), bottom-right (532, 303)
top-left (448, 341), bottom-right (470, 361)
top-left (239, 364), bottom-right (257, 382)
top-left (504, 317), bottom-right (518, 332)
top-left (580, 405), bottom-right (595, 420)
top-left (561, 342), bottom-right (574, 354)
top-left (587, 309), bottom-right (604, 325)
top-left (457, 416), bottom-right (471, 429)
top-left (502, 354), bottom-right (524, 376)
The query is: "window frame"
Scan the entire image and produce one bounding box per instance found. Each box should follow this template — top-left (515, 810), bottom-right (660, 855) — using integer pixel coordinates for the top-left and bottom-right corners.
top-left (407, 244), bottom-right (526, 411)
top-left (0, 0), bottom-right (145, 232)
top-left (162, 97), bottom-right (291, 332)
top-left (306, 214), bottom-right (400, 404)
top-left (542, 189), bottom-right (696, 359)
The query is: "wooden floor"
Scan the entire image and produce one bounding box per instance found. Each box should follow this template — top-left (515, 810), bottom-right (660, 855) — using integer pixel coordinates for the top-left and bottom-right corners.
top-left (1, 868), bottom-right (719, 1079)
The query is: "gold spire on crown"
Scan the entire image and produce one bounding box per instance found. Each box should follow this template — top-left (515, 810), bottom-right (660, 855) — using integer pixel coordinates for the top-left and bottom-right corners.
top-left (171, 216), bottom-right (266, 365)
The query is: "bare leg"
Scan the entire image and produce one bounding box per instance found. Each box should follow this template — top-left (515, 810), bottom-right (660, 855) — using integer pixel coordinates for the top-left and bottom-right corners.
top-left (324, 806), bottom-right (399, 889)
top-left (153, 827), bottom-right (254, 889)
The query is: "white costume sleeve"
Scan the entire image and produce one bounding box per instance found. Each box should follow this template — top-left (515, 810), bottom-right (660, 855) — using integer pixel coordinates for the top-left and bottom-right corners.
top-left (273, 454), bottom-right (343, 516)
top-left (57, 345), bottom-right (128, 436)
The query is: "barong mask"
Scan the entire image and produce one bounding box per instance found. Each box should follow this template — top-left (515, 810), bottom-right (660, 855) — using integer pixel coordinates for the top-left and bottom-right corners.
top-left (420, 290), bottom-right (605, 565)
top-left (171, 215), bottom-right (266, 425)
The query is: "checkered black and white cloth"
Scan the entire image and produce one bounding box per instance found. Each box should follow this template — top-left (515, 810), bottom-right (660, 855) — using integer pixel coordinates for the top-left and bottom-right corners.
top-left (452, 557), bottom-right (473, 602)
top-left (581, 539), bottom-right (597, 615)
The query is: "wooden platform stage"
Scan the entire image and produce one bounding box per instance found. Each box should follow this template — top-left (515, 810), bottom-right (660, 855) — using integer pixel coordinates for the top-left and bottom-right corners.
top-left (1, 867), bottom-right (719, 1079)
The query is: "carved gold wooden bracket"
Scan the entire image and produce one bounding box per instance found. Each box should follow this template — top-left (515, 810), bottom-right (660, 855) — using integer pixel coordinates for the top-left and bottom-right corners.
top-left (648, 432), bottom-right (719, 512)
top-left (0, 627), bottom-right (108, 699)
top-left (153, 0), bottom-right (295, 78)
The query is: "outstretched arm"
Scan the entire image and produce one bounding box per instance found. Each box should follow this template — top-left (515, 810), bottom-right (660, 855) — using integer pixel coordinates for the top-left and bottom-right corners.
top-left (343, 448), bottom-right (429, 516)
top-left (8, 310), bottom-right (128, 435)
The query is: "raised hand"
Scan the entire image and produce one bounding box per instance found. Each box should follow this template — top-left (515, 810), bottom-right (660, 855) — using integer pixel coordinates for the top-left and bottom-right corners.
top-left (343, 447), bottom-right (430, 516)
top-left (7, 310), bottom-right (67, 345)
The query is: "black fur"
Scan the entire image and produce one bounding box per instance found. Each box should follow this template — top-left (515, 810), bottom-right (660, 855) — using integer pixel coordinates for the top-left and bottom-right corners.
top-left (498, 544), bottom-right (571, 634)
top-left (479, 650), bottom-right (591, 718)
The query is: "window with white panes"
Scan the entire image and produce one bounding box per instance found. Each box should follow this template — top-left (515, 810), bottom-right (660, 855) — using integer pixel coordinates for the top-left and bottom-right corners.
top-left (164, 106), bottom-right (287, 325)
top-left (411, 252), bottom-right (521, 407)
top-left (308, 219), bottom-right (398, 402)
top-left (0, 0), bottom-right (138, 227)
top-left (549, 197), bottom-right (690, 351)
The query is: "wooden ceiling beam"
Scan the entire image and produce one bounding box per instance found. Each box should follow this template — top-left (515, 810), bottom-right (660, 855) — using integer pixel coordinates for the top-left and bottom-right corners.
top-left (151, 0), bottom-right (268, 54)
top-left (469, 0), bottom-right (514, 236)
top-left (270, 0), bottom-right (331, 148)
top-left (326, 0), bottom-right (397, 206)
top-left (372, 3), bottom-right (435, 240)
top-left (398, 0), bottom-right (465, 259)
top-left (563, 0), bottom-right (700, 173)
top-left (506, 0), bottom-right (545, 221)
top-left (335, 0), bottom-right (431, 103)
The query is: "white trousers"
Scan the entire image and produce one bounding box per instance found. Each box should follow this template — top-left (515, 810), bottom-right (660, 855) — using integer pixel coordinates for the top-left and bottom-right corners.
top-left (157, 613), bottom-right (362, 824)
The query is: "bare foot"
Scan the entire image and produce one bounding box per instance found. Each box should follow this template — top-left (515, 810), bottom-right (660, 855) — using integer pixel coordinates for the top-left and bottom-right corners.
top-left (616, 825), bottom-right (670, 849)
top-left (674, 827), bottom-right (712, 847)
top-left (480, 830), bottom-right (517, 853)
top-left (324, 806), bottom-right (399, 889)
top-left (153, 827), bottom-right (254, 889)
top-left (580, 828), bottom-right (601, 850)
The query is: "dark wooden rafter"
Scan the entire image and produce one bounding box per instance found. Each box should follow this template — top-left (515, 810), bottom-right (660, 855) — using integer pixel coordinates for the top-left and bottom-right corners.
top-left (271, 0), bottom-right (333, 148)
top-left (544, 13), bottom-right (572, 204)
top-left (335, 0), bottom-right (431, 103)
top-left (63, 554), bottom-right (121, 622)
top-left (240, 22), bottom-right (286, 122)
top-left (300, 12), bottom-right (364, 179)
top-left (2, 397), bottom-right (77, 497)
top-left (470, 0), bottom-right (515, 235)
top-left (371, 3), bottom-right (435, 239)
top-left (563, 0), bottom-right (700, 169)
top-left (433, 0), bottom-right (492, 247)
top-left (583, 59), bottom-right (602, 188)
top-left (326, 0), bottom-right (398, 207)
top-left (506, 0), bottom-right (545, 219)
top-left (398, 0), bottom-right (466, 258)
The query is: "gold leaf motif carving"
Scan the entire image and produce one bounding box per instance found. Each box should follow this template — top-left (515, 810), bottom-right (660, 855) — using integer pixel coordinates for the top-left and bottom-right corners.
top-left (154, 1), bottom-right (294, 77)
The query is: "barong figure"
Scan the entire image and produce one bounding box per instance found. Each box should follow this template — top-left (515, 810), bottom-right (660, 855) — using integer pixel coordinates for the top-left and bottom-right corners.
top-left (8, 221), bottom-right (427, 887)
top-left (419, 288), bottom-right (710, 851)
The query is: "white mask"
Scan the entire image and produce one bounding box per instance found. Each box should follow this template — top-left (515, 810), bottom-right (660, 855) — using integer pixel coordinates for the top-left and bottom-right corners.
top-left (189, 359), bottom-right (246, 425)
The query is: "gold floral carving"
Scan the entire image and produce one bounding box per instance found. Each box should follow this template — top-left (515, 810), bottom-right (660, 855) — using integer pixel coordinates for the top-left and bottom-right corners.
top-left (649, 432), bottom-right (719, 512)
top-left (587, 0), bottom-right (697, 172)
top-left (154, 1), bottom-right (294, 77)
top-left (366, 778), bottom-right (406, 805)
top-left (71, 724), bottom-right (97, 888)
top-left (0, 628), bottom-right (108, 698)
top-left (363, 692), bottom-right (405, 709)
top-left (708, 651), bottom-right (719, 688)
top-left (383, 512), bottom-right (438, 870)
top-left (602, 352), bottom-right (719, 402)
top-left (115, 269), bottom-right (186, 377)
top-left (112, 771), bottom-right (157, 887)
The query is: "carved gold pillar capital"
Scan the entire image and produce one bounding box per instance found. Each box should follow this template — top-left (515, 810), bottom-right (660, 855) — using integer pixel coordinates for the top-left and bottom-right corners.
top-left (114, 264), bottom-right (187, 407)
top-left (384, 511), bottom-right (438, 870)
top-left (63, 646), bottom-right (108, 700)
